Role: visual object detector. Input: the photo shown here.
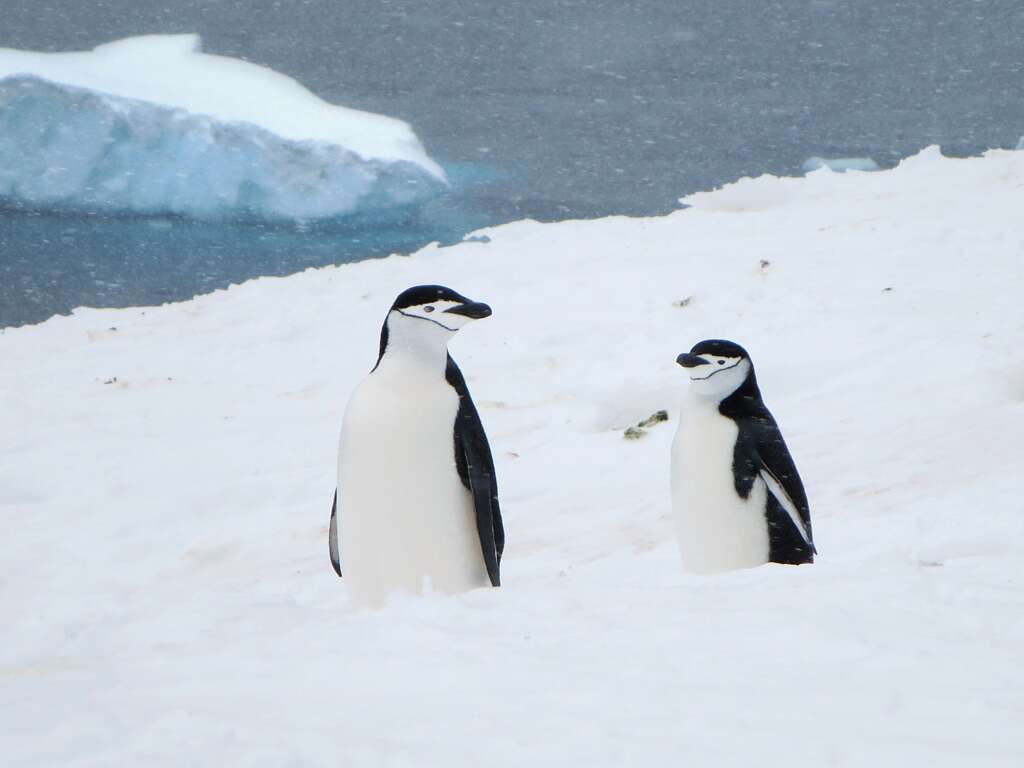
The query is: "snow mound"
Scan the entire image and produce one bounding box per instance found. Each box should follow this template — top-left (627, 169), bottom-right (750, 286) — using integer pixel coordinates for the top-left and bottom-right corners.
top-left (2, 149), bottom-right (1023, 765)
top-left (683, 145), bottom-right (945, 212)
top-left (0, 35), bottom-right (445, 222)
top-left (802, 155), bottom-right (880, 173)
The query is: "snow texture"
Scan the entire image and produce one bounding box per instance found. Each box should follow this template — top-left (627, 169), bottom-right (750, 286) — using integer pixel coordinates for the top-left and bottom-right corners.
top-left (2, 147), bottom-right (1023, 766)
top-left (802, 155), bottom-right (881, 173)
top-left (0, 35), bottom-right (445, 222)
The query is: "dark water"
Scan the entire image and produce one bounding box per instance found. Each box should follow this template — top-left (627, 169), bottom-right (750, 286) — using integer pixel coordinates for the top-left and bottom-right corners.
top-left (2, 0), bottom-right (1023, 326)
top-left (0, 163), bottom-right (503, 326)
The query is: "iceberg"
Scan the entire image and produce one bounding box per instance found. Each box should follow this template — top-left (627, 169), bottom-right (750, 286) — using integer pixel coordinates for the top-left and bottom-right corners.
top-left (0, 35), bottom-right (446, 223)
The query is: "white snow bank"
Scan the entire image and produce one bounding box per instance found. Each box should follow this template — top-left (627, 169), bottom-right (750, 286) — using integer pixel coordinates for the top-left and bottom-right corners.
top-left (2, 148), bottom-right (1023, 766)
top-left (0, 35), bottom-right (445, 222)
top-left (802, 155), bottom-right (880, 173)
top-left (684, 144), bottom-right (941, 212)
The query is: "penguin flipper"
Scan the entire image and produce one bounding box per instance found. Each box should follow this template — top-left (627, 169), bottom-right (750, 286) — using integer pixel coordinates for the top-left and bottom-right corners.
top-left (759, 467), bottom-right (815, 553)
top-left (329, 490), bottom-right (343, 577)
top-left (746, 413), bottom-right (816, 557)
top-left (446, 354), bottom-right (504, 587)
top-left (459, 437), bottom-right (502, 586)
top-left (735, 413), bottom-right (815, 560)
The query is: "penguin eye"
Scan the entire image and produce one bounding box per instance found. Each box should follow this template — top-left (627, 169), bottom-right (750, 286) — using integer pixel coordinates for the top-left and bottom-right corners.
top-left (423, 306), bottom-right (435, 313)
top-left (717, 359), bottom-right (726, 365)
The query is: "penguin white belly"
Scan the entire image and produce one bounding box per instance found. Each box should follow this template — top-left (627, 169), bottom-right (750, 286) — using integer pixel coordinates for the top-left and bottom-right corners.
top-left (671, 402), bottom-right (770, 574)
top-left (337, 373), bottom-right (488, 606)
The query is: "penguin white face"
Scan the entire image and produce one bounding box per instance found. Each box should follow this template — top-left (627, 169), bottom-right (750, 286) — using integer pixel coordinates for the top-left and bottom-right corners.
top-left (677, 340), bottom-right (753, 400)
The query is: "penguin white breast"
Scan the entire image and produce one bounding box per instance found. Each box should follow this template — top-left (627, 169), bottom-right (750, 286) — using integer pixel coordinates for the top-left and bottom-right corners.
top-left (670, 400), bottom-right (770, 573)
top-left (337, 368), bottom-right (488, 605)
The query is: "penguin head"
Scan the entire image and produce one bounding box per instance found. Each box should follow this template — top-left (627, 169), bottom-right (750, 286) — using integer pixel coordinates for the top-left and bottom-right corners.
top-left (375, 285), bottom-right (492, 366)
top-left (676, 339), bottom-right (753, 400)
top-left (388, 285), bottom-right (492, 331)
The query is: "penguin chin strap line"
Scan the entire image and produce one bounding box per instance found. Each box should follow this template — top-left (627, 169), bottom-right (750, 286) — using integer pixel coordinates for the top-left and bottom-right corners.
top-left (396, 308), bottom-right (459, 333)
top-left (689, 358), bottom-right (743, 381)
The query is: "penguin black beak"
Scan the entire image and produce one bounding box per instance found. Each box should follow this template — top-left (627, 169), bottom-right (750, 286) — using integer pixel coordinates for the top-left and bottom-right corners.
top-left (676, 353), bottom-right (709, 368)
top-left (444, 301), bottom-right (492, 319)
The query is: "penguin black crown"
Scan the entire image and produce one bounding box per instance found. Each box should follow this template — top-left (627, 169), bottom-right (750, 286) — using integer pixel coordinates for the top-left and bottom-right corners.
top-left (330, 284), bottom-right (504, 605)
top-left (671, 339), bottom-right (815, 572)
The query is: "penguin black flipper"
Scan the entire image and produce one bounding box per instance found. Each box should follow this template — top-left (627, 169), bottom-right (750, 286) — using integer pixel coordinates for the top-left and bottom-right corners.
top-left (329, 490), bottom-right (343, 577)
top-left (735, 412), bottom-right (816, 563)
top-left (446, 354), bottom-right (504, 587)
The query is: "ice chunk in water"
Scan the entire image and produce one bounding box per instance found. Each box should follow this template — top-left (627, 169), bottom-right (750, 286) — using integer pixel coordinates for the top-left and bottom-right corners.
top-left (802, 156), bottom-right (881, 173)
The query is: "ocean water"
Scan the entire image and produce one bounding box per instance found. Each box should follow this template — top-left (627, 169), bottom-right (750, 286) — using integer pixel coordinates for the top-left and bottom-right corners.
top-left (0, 163), bottom-right (502, 327)
top-left (2, 0), bottom-right (1022, 326)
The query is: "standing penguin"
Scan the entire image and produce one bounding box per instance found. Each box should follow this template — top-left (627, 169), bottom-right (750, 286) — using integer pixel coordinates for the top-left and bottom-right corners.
top-left (329, 285), bottom-right (503, 606)
top-left (671, 340), bottom-right (815, 573)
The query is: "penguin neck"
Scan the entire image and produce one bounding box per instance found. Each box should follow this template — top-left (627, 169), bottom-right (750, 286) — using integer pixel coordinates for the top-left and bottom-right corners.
top-left (373, 314), bottom-right (452, 379)
top-left (685, 373), bottom-right (763, 417)
top-left (682, 387), bottom-right (727, 416)
top-left (717, 373), bottom-right (766, 420)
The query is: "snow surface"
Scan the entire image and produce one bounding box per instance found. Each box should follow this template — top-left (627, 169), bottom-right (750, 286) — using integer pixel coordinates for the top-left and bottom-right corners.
top-left (0, 36), bottom-right (445, 222)
top-left (2, 147), bottom-right (1023, 766)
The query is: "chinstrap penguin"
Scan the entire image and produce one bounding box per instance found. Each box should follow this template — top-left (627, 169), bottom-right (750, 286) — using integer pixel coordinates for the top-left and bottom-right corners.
top-left (670, 339), bottom-right (815, 573)
top-left (329, 285), bottom-right (504, 606)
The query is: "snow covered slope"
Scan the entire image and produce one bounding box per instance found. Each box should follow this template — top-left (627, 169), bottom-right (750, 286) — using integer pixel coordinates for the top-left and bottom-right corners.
top-left (2, 148), bottom-right (1023, 766)
top-left (0, 35), bottom-right (445, 222)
